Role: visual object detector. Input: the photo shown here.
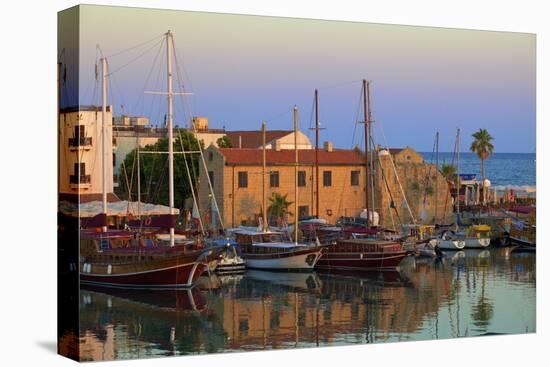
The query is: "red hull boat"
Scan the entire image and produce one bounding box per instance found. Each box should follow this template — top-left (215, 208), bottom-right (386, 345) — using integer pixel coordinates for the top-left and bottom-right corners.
top-left (79, 230), bottom-right (209, 289)
top-left (80, 261), bottom-right (207, 289)
top-left (315, 238), bottom-right (409, 271)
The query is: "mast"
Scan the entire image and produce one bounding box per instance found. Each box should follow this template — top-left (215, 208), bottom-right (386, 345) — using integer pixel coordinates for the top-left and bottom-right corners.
top-left (362, 79), bottom-right (370, 227)
top-left (136, 129), bottom-right (141, 218)
top-left (57, 62), bottom-right (61, 196)
top-left (435, 131), bottom-right (439, 223)
top-left (456, 128), bottom-right (461, 217)
top-left (101, 57), bottom-right (108, 232)
top-left (366, 81), bottom-right (375, 223)
top-left (314, 89), bottom-right (320, 218)
top-left (294, 105), bottom-right (299, 244)
top-left (262, 121), bottom-right (267, 232)
top-left (166, 30), bottom-right (175, 247)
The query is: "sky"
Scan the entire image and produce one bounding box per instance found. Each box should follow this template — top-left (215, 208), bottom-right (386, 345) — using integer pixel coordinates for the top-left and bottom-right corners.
top-left (74, 4), bottom-right (535, 153)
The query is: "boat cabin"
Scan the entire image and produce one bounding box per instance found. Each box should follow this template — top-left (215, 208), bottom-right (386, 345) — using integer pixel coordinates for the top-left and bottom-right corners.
top-left (233, 230), bottom-right (308, 255)
top-left (233, 230), bottom-right (288, 245)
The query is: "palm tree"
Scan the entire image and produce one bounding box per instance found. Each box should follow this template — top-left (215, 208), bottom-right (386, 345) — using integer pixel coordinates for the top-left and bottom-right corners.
top-left (470, 129), bottom-right (494, 180)
top-left (268, 193), bottom-right (293, 226)
top-left (470, 129), bottom-right (494, 203)
top-left (439, 163), bottom-right (456, 181)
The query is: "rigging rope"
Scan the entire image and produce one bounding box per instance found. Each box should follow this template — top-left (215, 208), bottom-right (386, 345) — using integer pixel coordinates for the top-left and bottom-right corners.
top-left (377, 121), bottom-right (417, 224)
top-left (173, 46), bottom-right (224, 231)
top-left (107, 38), bottom-right (165, 76)
top-left (106, 33), bottom-right (165, 59)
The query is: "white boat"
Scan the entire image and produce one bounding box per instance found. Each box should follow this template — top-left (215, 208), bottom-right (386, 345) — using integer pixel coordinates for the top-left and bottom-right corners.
top-left (232, 229), bottom-right (326, 270)
top-left (214, 244), bottom-right (246, 274)
top-left (463, 237), bottom-right (491, 248)
top-left (459, 224), bottom-right (491, 249)
top-left (433, 231), bottom-right (466, 250)
top-left (416, 240), bottom-right (442, 257)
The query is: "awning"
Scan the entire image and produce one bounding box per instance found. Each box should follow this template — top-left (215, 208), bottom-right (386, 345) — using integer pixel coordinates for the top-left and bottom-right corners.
top-left (59, 200), bottom-right (180, 218)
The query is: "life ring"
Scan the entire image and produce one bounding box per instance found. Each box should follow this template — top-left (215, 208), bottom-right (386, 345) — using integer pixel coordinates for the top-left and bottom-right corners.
top-left (128, 213), bottom-right (134, 221)
top-left (144, 217), bottom-right (152, 226)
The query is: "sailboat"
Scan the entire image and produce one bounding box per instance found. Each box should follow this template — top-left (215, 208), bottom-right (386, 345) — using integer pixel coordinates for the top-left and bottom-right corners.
top-left (232, 112), bottom-right (327, 270)
top-left (453, 129), bottom-right (491, 249)
top-left (79, 31), bottom-right (211, 288)
top-left (429, 129), bottom-right (467, 251)
top-left (315, 81), bottom-right (409, 271)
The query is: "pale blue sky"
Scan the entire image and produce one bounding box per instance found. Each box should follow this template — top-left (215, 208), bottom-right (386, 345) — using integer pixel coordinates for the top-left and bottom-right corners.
top-left (76, 5), bottom-right (536, 153)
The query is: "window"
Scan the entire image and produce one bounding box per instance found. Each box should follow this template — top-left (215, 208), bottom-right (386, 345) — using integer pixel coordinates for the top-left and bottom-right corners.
top-left (208, 171), bottom-right (214, 186)
top-left (74, 162), bottom-right (86, 176)
top-left (113, 153), bottom-right (116, 166)
top-left (351, 170), bottom-right (360, 186)
top-left (270, 171), bottom-right (279, 188)
top-left (208, 151), bottom-right (214, 161)
top-left (74, 125), bottom-right (85, 139)
top-left (323, 171), bottom-right (332, 187)
top-left (238, 171), bottom-right (248, 188)
top-left (298, 170), bottom-right (306, 187)
top-left (298, 205), bottom-right (309, 219)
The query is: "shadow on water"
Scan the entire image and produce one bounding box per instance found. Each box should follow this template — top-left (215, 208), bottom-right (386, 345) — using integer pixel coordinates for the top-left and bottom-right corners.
top-left (76, 249), bottom-right (536, 361)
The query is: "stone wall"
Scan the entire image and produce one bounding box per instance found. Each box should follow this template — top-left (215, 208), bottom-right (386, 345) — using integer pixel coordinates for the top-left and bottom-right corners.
top-left (375, 152), bottom-right (452, 228)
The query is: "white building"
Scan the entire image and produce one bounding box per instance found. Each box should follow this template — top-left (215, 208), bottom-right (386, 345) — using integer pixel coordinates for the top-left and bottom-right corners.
top-left (58, 105), bottom-right (116, 202)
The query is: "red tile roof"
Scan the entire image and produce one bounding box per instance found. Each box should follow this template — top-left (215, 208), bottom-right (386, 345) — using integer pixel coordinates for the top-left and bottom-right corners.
top-left (218, 148), bottom-right (365, 166)
top-left (225, 130), bottom-right (292, 148)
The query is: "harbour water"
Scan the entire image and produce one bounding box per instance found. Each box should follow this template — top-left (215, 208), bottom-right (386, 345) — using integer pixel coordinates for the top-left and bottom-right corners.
top-left (78, 248), bottom-right (535, 361)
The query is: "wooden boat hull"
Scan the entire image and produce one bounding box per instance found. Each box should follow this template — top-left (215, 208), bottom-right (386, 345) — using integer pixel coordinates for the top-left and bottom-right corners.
top-left (316, 240), bottom-right (409, 271)
top-left (242, 246), bottom-right (325, 270)
top-left (509, 236), bottom-right (536, 247)
top-left (315, 252), bottom-right (408, 271)
top-left (80, 261), bottom-right (207, 289)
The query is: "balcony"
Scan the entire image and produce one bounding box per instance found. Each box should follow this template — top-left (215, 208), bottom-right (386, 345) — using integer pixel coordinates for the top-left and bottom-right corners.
top-left (69, 174), bottom-right (91, 189)
top-left (68, 137), bottom-right (92, 151)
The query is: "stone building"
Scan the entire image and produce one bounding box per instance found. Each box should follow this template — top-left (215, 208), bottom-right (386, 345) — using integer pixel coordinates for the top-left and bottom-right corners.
top-left (198, 144), bottom-right (366, 227)
top-left (198, 144), bottom-right (452, 228)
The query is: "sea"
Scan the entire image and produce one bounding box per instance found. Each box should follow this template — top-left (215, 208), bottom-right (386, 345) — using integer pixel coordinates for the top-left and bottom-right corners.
top-left (421, 152), bottom-right (536, 192)
top-left (77, 249), bottom-right (535, 361)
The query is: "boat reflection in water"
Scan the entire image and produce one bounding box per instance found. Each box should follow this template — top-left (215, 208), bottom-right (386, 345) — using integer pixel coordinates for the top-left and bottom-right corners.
top-left (78, 248), bottom-right (535, 361)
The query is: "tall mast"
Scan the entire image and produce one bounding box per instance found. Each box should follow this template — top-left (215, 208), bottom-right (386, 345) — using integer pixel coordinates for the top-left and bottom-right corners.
top-left (294, 106), bottom-right (299, 244)
top-left (262, 121), bottom-right (267, 231)
top-left (136, 129), bottom-right (141, 218)
top-left (366, 81), bottom-right (375, 223)
top-left (101, 57), bottom-right (108, 232)
top-left (57, 62), bottom-right (61, 196)
top-left (166, 30), bottom-right (175, 247)
top-left (456, 128), bottom-right (461, 216)
top-left (435, 131), bottom-right (439, 224)
top-left (314, 89), bottom-right (320, 218)
top-left (362, 79), bottom-right (370, 227)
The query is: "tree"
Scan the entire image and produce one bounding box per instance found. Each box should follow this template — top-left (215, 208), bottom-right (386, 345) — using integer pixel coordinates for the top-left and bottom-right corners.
top-left (439, 163), bottom-right (456, 181)
top-left (216, 135), bottom-right (232, 148)
top-left (470, 128), bottom-right (494, 204)
top-left (268, 193), bottom-right (293, 225)
top-left (117, 130), bottom-right (202, 208)
top-left (470, 128), bottom-right (494, 180)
